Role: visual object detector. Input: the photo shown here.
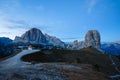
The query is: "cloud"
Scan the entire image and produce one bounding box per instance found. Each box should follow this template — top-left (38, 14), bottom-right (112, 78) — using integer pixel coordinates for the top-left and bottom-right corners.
top-left (5, 19), bottom-right (31, 29)
top-left (0, 13), bottom-right (30, 39)
top-left (61, 38), bottom-right (79, 40)
top-left (0, 0), bottom-right (20, 13)
top-left (0, 32), bottom-right (11, 35)
top-left (36, 5), bottom-right (44, 11)
top-left (0, 14), bottom-right (50, 39)
top-left (87, 0), bottom-right (97, 14)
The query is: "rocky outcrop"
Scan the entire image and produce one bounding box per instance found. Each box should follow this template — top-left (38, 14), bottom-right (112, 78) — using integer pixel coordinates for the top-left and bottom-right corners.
top-left (45, 34), bottom-right (65, 48)
top-left (85, 30), bottom-right (101, 48)
top-left (71, 41), bottom-right (86, 50)
top-left (14, 28), bottom-right (48, 44)
top-left (72, 40), bottom-right (79, 49)
top-left (68, 30), bottom-right (101, 50)
top-left (14, 28), bottom-right (101, 49)
top-left (14, 28), bottom-right (65, 48)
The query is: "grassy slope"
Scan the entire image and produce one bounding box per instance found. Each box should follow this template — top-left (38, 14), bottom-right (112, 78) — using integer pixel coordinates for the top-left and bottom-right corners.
top-left (21, 47), bottom-right (120, 75)
top-left (0, 49), bottom-right (21, 62)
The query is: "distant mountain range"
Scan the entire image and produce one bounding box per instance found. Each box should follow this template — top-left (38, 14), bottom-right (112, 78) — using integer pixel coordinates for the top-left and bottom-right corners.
top-left (0, 28), bottom-right (120, 55)
top-left (0, 37), bottom-right (14, 58)
top-left (0, 37), bottom-right (13, 45)
top-left (67, 30), bottom-right (101, 49)
top-left (14, 28), bottom-right (101, 49)
top-left (116, 41), bottom-right (120, 44)
top-left (101, 42), bottom-right (120, 55)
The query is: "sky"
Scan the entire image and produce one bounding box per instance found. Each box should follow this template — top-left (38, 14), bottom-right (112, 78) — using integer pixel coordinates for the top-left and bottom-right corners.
top-left (0, 0), bottom-right (120, 42)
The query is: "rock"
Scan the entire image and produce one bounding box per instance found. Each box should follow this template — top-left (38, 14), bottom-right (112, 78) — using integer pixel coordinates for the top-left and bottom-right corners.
top-left (45, 34), bottom-right (65, 48)
top-left (14, 28), bottom-right (65, 48)
top-left (10, 73), bottom-right (25, 79)
top-left (72, 40), bottom-right (79, 49)
top-left (67, 30), bottom-right (101, 50)
top-left (31, 78), bottom-right (41, 80)
top-left (78, 41), bottom-right (86, 48)
top-left (85, 30), bottom-right (101, 48)
top-left (14, 28), bottom-right (48, 44)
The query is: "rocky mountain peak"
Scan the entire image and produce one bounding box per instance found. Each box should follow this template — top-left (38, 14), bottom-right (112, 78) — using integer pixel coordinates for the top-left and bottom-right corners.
top-left (14, 28), bottom-right (48, 44)
top-left (85, 30), bottom-right (101, 48)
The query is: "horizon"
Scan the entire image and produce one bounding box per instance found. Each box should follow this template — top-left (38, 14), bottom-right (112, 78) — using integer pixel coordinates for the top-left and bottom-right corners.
top-left (0, 0), bottom-right (120, 42)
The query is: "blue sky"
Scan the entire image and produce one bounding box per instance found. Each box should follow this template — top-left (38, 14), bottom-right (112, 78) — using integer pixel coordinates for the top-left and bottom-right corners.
top-left (0, 0), bottom-right (120, 42)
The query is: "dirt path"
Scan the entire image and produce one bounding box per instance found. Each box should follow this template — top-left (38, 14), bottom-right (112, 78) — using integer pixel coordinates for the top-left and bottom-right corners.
top-left (0, 50), bottom-right (39, 71)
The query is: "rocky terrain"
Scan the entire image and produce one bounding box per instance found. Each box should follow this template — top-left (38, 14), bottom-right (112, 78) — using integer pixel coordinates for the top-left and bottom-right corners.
top-left (14, 28), bottom-right (65, 47)
top-left (14, 28), bottom-right (48, 44)
top-left (14, 28), bottom-right (101, 50)
top-left (0, 28), bottom-right (120, 80)
top-left (85, 30), bottom-right (101, 48)
top-left (67, 30), bottom-right (101, 50)
top-left (45, 34), bottom-right (65, 48)
top-left (21, 47), bottom-right (120, 76)
top-left (0, 47), bottom-right (113, 80)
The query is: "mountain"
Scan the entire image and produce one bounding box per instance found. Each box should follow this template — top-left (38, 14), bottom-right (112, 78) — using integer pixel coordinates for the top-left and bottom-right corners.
top-left (85, 30), bottom-right (101, 48)
top-left (20, 47), bottom-right (120, 79)
top-left (67, 30), bottom-right (101, 50)
top-left (0, 47), bottom-right (115, 80)
top-left (0, 37), bottom-right (13, 45)
top-left (116, 40), bottom-right (120, 44)
top-left (45, 34), bottom-right (65, 47)
top-left (101, 42), bottom-right (120, 55)
top-left (14, 28), bottom-right (65, 48)
top-left (14, 28), bottom-right (48, 44)
top-left (0, 37), bottom-right (15, 58)
top-left (14, 28), bottom-right (102, 50)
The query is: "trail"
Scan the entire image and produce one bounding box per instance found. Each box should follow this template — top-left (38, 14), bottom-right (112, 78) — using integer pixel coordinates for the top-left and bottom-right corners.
top-left (109, 55), bottom-right (120, 79)
top-left (0, 49), bottom-right (39, 71)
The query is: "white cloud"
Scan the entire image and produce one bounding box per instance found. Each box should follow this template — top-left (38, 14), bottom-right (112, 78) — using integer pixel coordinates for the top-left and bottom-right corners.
top-left (0, 13), bottom-right (29, 39)
top-left (0, 0), bottom-right (20, 13)
top-left (87, 0), bottom-right (97, 14)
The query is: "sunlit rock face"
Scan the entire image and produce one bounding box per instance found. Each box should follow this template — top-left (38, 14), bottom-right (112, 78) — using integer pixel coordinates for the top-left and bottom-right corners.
top-left (85, 30), bottom-right (101, 48)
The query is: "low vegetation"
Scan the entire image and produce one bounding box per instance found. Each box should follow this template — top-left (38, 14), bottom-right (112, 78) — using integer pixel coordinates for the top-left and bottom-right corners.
top-left (21, 47), bottom-right (120, 76)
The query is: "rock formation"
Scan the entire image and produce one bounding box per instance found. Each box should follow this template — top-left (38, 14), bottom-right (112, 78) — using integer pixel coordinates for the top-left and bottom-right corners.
top-left (85, 30), bottom-right (101, 48)
top-left (69, 30), bottom-right (101, 50)
top-left (14, 28), bottom-right (48, 44)
top-left (45, 34), bottom-right (65, 48)
top-left (14, 28), bottom-right (101, 49)
top-left (14, 28), bottom-right (65, 48)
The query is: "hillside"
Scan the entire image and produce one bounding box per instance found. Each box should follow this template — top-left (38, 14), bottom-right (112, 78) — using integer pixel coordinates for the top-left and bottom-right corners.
top-left (21, 47), bottom-right (120, 78)
top-left (0, 47), bottom-right (115, 80)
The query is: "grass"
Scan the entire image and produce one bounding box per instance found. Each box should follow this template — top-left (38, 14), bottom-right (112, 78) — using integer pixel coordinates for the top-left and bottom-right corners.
top-left (21, 47), bottom-right (120, 75)
top-left (0, 49), bottom-right (22, 62)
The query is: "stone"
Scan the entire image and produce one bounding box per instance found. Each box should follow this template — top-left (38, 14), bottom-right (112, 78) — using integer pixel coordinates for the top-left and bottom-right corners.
top-left (85, 30), bottom-right (101, 48)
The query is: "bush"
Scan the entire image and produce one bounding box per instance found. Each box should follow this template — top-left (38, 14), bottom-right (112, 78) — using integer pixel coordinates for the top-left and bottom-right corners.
top-left (75, 58), bottom-right (81, 63)
top-left (93, 64), bottom-right (100, 71)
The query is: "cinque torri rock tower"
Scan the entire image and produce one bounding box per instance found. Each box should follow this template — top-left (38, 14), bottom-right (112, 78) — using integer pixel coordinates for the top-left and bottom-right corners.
top-left (85, 30), bottom-right (101, 48)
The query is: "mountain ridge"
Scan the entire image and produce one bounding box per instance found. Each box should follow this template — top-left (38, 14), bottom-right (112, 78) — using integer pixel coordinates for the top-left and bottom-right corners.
top-left (14, 28), bottom-right (101, 49)
top-left (14, 28), bottom-right (65, 47)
